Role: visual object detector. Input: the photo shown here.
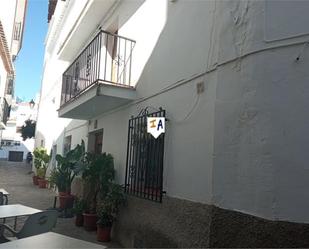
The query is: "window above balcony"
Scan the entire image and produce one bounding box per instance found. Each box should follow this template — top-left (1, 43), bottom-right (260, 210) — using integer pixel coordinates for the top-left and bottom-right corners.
top-left (58, 30), bottom-right (137, 120)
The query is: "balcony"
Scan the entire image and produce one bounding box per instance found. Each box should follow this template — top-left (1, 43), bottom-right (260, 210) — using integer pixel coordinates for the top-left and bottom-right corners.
top-left (0, 98), bottom-right (10, 129)
top-left (58, 30), bottom-right (137, 120)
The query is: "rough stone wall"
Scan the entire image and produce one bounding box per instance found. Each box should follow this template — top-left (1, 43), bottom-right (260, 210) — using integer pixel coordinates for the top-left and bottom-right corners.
top-left (114, 196), bottom-right (309, 248)
top-left (113, 196), bottom-right (211, 248)
top-left (210, 207), bottom-right (309, 248)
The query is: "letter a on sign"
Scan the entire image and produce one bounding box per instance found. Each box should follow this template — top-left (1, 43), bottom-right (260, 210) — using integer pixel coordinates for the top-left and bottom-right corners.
top-left (147, 117), bottom-right (165, 139)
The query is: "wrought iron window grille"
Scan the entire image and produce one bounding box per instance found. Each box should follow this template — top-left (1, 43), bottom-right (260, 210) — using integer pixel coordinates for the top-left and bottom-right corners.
top-left (125, 107), bottom-right (166, 202)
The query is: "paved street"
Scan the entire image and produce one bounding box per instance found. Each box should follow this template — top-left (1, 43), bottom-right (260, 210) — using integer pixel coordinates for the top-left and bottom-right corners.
top-left (0, 161), bottom-right (120, 247)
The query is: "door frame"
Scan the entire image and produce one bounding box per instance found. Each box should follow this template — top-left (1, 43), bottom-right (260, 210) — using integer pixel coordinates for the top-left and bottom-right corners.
top-left (87, 129), bottom-right (103, 154)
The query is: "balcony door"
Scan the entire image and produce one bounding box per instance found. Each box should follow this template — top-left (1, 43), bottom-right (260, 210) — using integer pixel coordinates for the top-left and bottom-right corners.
top-left (105, 29), bottom-right (121, 83)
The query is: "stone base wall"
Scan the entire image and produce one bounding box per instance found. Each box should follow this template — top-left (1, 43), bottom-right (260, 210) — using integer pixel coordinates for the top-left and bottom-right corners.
top-left (113, 196), bottom-right (309, 248)
top-left (113, 196), bottom-right (211, 248)
top-left (210, 207), bottom-right (309, 248)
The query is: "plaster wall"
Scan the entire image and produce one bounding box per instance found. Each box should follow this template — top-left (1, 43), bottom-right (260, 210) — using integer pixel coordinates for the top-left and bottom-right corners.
top-left (0, 0), bottom-right (17, 50)
top-left (0, 58), bottom-right (7, 100)
top-left (0, 0), bottom-right (16, 100)
top-left (88, 0), bottom-right (309, 222)
top-left (114, 0), bottom-right (167, 85)
top-left (85, 0), bottom-right (217, 203)
top-left (11, 0), bottom-right (27, 57)
top-left (37, 0), bottom-right (309, 224)
top-left (45, 0), bottom-right (88, 57)
top-left (36, 0), bottom-right (95, 153)
top-left (210, 0), bottom-right (309, 224)
top-left (89, 72), bottom-right (216, 203)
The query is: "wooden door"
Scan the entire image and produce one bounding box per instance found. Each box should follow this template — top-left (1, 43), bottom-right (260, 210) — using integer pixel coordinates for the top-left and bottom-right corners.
top-left (94, 132), bottom-right (103, 154)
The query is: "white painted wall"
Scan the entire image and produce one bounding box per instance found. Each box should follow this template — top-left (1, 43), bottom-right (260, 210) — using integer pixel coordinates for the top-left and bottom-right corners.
top-left (37, 0), bottom-right (309, 224)
top-left (11, 0), bottom-right (27, 57)
top-left (0, 58), bottom-right (7, 101)
top-left (109, 0), bottom-right (167, 85)
top-left (35, 56), bottom-right (86, 153)
top-left (0, 138), bottom-right (34, 160)
top-left (0, 100), bottom-right (37, 160)
top-left (0, 0), bottom-right (17, 51)
top-left (0, 0), bottom-right (16, 100)
top-left (0, 0), bottom-right (26, 114)
top-left (212, 0), bottom-right (309, 223)
top-left (90, 0), bottom-right (216, 203)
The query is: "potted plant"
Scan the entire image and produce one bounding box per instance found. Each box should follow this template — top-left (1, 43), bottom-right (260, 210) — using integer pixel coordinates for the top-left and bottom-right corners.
top-left (82, 152), bottom-right (115, 231)
top-left (52, 141), bottom-right (85, 209)
top-left (49, 169), bottom-right (67, 194)
top-left (97, 183), bottom-right (125, 242)
top-left (37, 168), bottom-right (48, 188)
top-left (32, 147), bottom-right (43, 185)
top-left (33, 147), bottom-right (50, 187)
top-left (73, 197), bottom-right (87, 226)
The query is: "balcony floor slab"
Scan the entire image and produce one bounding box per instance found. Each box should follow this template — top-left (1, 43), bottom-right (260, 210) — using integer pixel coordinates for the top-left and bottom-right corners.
top-left (58, 82), bottom-right (136, 120)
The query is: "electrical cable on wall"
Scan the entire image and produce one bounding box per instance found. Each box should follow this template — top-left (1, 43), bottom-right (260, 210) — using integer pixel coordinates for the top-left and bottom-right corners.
top-left (295, 41), bottom-right (309, 62)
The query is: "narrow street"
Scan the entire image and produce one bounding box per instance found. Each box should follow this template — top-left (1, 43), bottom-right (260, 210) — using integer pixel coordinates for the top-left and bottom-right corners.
top-left (1, 0), bottom-right (309, 247)
top-left (0, 161), bottom-right (119, 247)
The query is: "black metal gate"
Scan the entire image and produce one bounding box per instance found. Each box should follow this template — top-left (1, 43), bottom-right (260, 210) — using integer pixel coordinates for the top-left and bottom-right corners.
top-left (125, 108), bottom-right (165, 202)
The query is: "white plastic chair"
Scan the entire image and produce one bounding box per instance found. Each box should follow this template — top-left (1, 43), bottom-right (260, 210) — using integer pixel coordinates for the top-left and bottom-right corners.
top-left (0, 193), bottom-right (4, 206)
top-left (0, 192), bottom-right (8, 205)
top-left (0, 210), bottom-right (58, 242)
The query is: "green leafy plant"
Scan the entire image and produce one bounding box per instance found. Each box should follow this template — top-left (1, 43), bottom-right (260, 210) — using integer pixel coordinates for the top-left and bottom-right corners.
top-left (33, 147), bottom-right (50, 178)
top-left (52, 141), bottom-right (86, 193)
top-left (49, 168), bottom-right (67, 192)
top-left (82, 152), bottom-right (115, 213)
top-left (21, 119), bottom-right (36, 141)
top-left (97, 183), bottom-right (126, 227)
top-left (73, 197), bottom-right (87, 215)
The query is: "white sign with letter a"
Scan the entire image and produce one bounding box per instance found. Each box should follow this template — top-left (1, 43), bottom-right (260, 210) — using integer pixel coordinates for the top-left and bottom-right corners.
top-left (147, 117), bottom-right (165, 139)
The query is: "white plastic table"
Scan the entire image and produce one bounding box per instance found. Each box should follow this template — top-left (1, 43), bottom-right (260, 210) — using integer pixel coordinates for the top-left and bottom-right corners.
top-left (0, 204), bottom-right (41, 229)
top-left (0, 232), bottom-right (106, 248)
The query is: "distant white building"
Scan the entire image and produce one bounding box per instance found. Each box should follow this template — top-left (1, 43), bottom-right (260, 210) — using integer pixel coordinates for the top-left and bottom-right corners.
top-left (0, 97), bottom-right (38, 161)
top-left (0, 0), bottom-right (27, 128)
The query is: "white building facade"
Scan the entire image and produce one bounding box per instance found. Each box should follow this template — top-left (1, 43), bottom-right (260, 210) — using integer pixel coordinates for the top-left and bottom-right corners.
top-left (36, 0), bottom-right (309, 247)
top-left (0, 0), bottom-right (27, 129)
top-left (0, 98), bottom-right (38, 161)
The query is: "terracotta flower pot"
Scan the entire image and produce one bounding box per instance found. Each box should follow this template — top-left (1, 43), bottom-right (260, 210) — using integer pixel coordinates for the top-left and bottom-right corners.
top-left (59, 194), bottom-right (75, 209)
top-left (83, 213), bottom-right (98, 231)
top-left (97, 225), bottom-right (112, 242)
top-left (75, 214), bottom-right (84, 227)
top-left (32, 175), bottom-right (39, 185)
top-left (38, 179), bottom-right (48, 188)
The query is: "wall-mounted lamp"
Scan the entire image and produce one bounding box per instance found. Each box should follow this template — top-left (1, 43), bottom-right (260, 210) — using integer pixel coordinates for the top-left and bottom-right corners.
top-left (29, 99), bottom-right (35, 109)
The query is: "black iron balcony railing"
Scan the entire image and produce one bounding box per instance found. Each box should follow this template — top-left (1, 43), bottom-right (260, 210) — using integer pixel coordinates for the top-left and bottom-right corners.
top-left (61, 30), bottom-right (136, 107)
top-left (1, 98), bottom-right (10, 125)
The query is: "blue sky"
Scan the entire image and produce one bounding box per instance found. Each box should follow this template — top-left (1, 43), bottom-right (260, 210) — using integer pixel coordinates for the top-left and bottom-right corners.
top-left (14, 0), bottom-right (48, 102)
